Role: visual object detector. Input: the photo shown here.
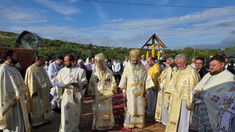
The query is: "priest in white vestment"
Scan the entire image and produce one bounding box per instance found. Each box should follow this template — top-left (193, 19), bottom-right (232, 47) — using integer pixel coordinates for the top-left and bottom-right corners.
top-left (55, 54), bottom-right (88, 132)
top-left (119, 49), bottom-right (154, 128)
top-left (0, 50), bottom-right (31, 132)
top-left (191, 55), bottom-right (235, 132)
top-left (88, 53), bottom-right (117, 130)
top-left (155, 57), bottom-right (177, 125)
top-left (25, 56), bottom-right (53, 127)
top-left (47, 56), bottom-right (64, 109)
top-left (165, 54), bottom-right (200, 132)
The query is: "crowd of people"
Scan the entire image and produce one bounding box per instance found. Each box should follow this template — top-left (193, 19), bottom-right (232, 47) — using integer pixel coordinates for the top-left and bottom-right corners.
top-left (0, 49), bottom-right (235, 132)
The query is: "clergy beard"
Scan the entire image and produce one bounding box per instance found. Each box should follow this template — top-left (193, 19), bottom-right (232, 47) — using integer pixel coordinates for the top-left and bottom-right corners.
top-left (98, 69), bottom-right (105, 74)
top-left (131, 61), bottom-right (141, 71)
top-left (11, 57), bottom-right (18, 64)
top-left (66, 63), bottom-right (72, 68)
top-left (97, 66), bottom-right (106, 78)
top-left (210, 69), bottom-right (224, 75)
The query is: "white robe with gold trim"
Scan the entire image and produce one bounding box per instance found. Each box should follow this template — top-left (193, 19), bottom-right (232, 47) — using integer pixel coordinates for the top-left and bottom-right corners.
top-left (155, 66), bottom-right (177, 125)
top-left (56, 66), bottom-right (88, 132)
top-left (25, 63), bottom-right (53, 127)
top-left (119, 61), bottom-right (154, 128)
top-left (165, 65), bottom-right (200, 132)
top-left (0, 63), bottom-right (30, 132)
top-left (88, 66), bottom-right (117, 130)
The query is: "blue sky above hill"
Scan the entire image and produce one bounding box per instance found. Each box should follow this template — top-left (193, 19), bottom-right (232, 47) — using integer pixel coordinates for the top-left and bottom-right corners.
top-left (0, 0), bottom-right (235, 49)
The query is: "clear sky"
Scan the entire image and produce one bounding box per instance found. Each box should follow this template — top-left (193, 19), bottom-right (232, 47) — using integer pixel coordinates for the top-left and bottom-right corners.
top-left (1, 0), bottom-right (235, 49)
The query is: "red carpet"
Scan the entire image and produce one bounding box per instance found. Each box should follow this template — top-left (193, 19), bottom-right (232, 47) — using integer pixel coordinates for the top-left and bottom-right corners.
top-left (92, 90), bottom-right (133, 132)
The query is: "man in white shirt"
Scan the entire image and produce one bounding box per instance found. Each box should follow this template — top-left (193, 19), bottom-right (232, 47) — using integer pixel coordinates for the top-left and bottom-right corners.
top-left (91, 58), bottom-right (96, 71)
top-left (44, 60), bottom-right (49, 72)
top-left (123, 56), bottom-right (128, 69)
top-left (191, 57), bottom-right (196, 69)
top-left (140, 55), bottom-right (147, 66)
top-left (112, 58), bottom-right (121, 85)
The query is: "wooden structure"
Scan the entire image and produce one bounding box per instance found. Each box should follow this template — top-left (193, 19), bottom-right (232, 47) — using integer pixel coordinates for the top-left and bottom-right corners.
top-left (0, 47), bottom-right (36, 71)
top-left (0, 30), bottom-right (42, 72)
top-left (141, 34), bottom-right (167, 60)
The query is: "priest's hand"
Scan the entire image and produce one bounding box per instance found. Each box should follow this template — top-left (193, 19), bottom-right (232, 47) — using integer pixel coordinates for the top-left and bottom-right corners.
top-left (70, 83), bottom-right (78, 87)
top-left (158, 78), bottom-right (161, 83)
top-left (195, 90), bottom-right (201, 99)
top-left (91, 95), bottom-right (95, 99)
top-left (123, 92), bottom-right (126, 99)
top-left (186, 104), bottom-right (190, 110)
top-left (112, 90), bottom-right (116, 94)
top-left (61, 84), bottom-right (71, 88)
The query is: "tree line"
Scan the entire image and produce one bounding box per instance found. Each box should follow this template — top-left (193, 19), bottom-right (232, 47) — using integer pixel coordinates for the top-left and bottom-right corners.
top-left (1, 31), bottom-right (233, 63)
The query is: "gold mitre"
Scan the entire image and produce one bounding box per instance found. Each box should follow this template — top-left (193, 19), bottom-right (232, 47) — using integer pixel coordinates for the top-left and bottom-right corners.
top-left (95, 53), bottom-right (105, 66)
top-left (130, 49), bottom-right (140, 61)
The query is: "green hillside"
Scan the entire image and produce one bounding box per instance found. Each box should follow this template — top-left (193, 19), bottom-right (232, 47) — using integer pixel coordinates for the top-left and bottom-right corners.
top-left (0, 31), bottom-right (226, 62)
top-left (0, 31), bottom-right (18, 47)
top-left (0, 31), bottom-right (136, 61)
